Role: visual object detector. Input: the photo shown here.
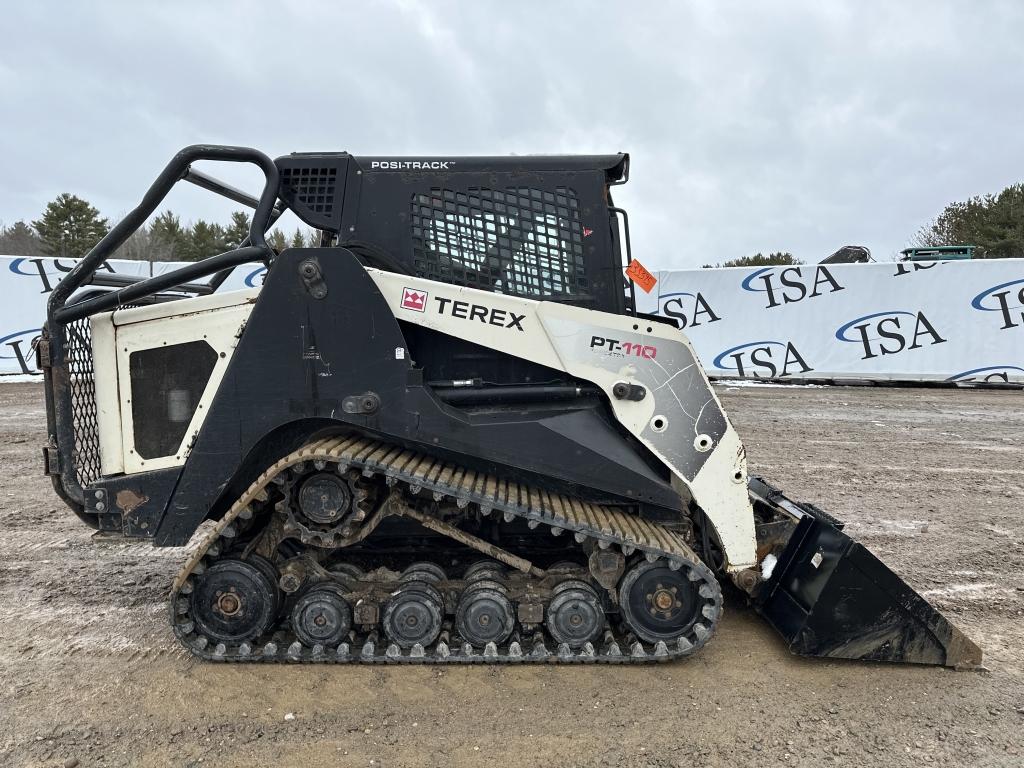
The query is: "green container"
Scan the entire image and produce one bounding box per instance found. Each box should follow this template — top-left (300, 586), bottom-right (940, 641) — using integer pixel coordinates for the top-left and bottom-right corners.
top-left (900, 245), bottom-right (975, 261)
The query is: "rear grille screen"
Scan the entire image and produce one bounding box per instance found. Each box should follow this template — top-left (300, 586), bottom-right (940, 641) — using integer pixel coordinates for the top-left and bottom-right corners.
top-left (66, 318), bottom-right (101, 486)
top-left (129, 341), bottom-right (217, 459)
top-left (281, 166), bottom-right (337, 215)
top-left (411, 186), bottom-right (588, 298)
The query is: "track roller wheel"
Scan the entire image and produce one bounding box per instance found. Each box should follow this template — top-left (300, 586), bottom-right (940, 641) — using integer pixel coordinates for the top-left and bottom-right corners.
top-left (548, 560), bottom-right (586, 576)
top-left (290, 583), bottom-right (352, 648)
top-left (463, 560), bottom-right (506, 582)
top-left (191, 559), bottom-right (279, 643)
top-left (400, 562), bottom-right (447, 584)
top-left (545, 579), bottom-right (604, 649)
top-left (383, 581), bottom-right (444, 649)
top-left (328, 562), bottom-right (364, 587)
top-left (456, 580), bottom-right (515, 647)
top-left (618, 560), bottom-right (705, 644)
top-left (246, 554), bottom-right (283, 615)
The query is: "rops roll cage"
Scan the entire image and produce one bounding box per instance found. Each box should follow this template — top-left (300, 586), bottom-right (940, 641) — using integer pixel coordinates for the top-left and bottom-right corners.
top-left (42, 145), bottom-right (288, 524)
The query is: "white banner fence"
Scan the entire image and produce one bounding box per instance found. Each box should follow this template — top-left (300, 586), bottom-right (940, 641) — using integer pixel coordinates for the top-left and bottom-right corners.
top-left (634, 259), bottom-right (1024, 384)
top-left (0, 255), bottom-right (266, 376)
top-left (2, 254), bottom-right (1022, 384)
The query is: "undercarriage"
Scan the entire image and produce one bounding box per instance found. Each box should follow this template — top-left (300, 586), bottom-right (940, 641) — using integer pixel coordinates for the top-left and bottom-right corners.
top-left (171, 436), bottom-right (723, 664)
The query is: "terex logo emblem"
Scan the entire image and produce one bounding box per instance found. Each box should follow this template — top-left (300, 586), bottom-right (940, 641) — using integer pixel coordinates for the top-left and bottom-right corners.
top-left (971, 278), bottom-right (1024, 330)
top-left (836, 310), bottom-right (947, 360)
top-left (741, 266), bottom-right (844, 309)
top-left (434, 296), bottom-right (525, 331)
top-left (401, 287), bottom-right (427, 312)
top-left (712, 340), bottom-right (812, 378)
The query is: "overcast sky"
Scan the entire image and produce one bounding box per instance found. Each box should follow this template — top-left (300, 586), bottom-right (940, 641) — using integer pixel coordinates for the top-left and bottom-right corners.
top-left (2, 1), bottom-right (1023, 268)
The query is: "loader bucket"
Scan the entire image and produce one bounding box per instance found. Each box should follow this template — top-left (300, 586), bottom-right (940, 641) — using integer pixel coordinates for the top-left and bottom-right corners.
top-left (748, 478), bottom-right (982, 669)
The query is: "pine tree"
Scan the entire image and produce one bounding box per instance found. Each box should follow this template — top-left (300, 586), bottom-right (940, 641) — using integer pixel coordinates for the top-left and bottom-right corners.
top-left (182, 221), bottom-right (228, 262)
top-left (268, 230), bottom-right (288, 254)
top-left (224, 211), bottom-right (251, 248)
top-left (0, 221), bottom-right (46, 256)
top-left (32, 193), bottom-right (110, 258)
top-left (717, 252), bottom-right (802, 268)
top-left (914, 183), bottom-right (1024, 258)
top-left (149, 211), bottom-right (186, 261)
top-left (290, 229), bottom-right (306, 249)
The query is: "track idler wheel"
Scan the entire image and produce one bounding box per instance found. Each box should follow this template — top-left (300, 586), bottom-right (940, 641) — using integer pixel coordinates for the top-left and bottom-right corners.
top-left (545, 579), bottom-right (604, 649)
top-left (456, 565), bottom-right (515, 647)
top-left (191, 558), bottom-right (280, 643)
top-left (298, 472), bottom-right (353, 526)
top-left (383, 580), bottom-right (445, 649)
top-left (618, 560), bottom-right (703, 644)
top-left (290, 583), bottom-right (352, 648)
top-left (283, 466), bottom-right (366, 547)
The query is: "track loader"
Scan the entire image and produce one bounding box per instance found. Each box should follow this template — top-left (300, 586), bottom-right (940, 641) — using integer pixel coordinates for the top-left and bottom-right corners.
top-left (39, 145), bottom-right (981, 666)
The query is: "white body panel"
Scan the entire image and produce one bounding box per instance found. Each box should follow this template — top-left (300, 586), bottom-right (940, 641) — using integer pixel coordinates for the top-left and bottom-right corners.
top-left (92, 272), bottom-right (756, 570)
top-left (90, 312), bottom-right (123, 475)
top-left (91, 289), bottom-right (257, 475)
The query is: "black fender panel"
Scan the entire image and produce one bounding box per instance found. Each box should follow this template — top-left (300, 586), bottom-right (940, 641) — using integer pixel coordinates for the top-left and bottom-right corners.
top-left (154, 248), bottom-right (682, 545)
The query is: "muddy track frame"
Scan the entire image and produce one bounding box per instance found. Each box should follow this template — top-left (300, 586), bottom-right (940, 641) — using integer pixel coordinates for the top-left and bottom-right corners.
top-left (169, 435), bottom-right (724, 664)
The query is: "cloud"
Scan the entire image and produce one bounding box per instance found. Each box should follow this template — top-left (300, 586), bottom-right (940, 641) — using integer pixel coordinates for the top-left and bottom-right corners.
top-left (1, 0), bottom-right (1022, 267)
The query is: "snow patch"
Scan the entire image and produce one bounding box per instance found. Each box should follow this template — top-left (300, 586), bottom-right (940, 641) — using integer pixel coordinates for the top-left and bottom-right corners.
top-left (845, 518), bottom-right (930, 536)
top-left (714, 379), bottom-right (825, 389)
top-left (921, 583), bottom-right (1015, 600)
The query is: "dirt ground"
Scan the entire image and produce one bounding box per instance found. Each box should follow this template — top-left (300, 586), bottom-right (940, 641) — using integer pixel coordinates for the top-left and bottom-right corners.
top-left (1, 381), bottom-right (1022, 768)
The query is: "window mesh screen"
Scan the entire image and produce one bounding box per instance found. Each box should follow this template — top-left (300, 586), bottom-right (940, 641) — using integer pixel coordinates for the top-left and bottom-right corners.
top-left (410, 186), bottom-right (588, 298)
top-left (129, 340), bottom-right (217, 459)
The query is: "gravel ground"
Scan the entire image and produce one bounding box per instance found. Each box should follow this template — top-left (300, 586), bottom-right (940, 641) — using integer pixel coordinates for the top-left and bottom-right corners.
top-left (1, 381), bottom-right (1022, 768)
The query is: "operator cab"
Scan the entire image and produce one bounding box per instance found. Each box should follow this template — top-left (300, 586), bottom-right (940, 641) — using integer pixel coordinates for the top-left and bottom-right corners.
top-left (276, 152), bottom-right (635, 316)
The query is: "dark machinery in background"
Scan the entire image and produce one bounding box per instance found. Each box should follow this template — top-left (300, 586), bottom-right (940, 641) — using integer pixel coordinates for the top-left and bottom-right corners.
top-left (819, 245), bottom-right (873, 264)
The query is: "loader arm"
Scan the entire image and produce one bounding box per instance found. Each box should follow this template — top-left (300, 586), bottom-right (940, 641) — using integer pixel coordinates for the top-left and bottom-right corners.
top-left (365, 269), bottom-right (757, 571)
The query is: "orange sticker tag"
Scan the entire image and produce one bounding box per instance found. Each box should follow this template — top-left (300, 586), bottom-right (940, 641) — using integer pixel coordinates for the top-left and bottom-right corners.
top-left (625, 259), bottom-right (657, 293)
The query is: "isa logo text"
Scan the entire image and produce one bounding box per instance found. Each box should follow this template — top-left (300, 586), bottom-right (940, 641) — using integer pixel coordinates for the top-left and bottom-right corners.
top-left (836, 310), bottom-right (946, 360)
top-left (741, 266), bottom-right (844, 309)
top-left (971, 278), bottom-right (1024, 330)
top-left (8, 257), bottom-right (114, 294)
top-left (712, 340), bottom-right (813, 378)
top-left (946, 365), bottom-right (1024, 384)
top-left (1, 328), bottom-right (42, 374)
top-left (657, 291), bottom-right (721, 329)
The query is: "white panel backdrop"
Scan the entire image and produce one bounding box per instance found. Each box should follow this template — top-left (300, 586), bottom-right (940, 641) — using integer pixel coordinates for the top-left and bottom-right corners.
top-left (633, 258), bottom-right (1024, 383)
top-left (2, 255), bottom-right (1022, 383)
top-left (0, 256), bottom-right (265, 376)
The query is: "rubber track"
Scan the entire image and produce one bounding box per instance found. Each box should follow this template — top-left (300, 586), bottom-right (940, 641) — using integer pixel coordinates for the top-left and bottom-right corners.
top-left (169, 436), bottom-right (723, 664)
